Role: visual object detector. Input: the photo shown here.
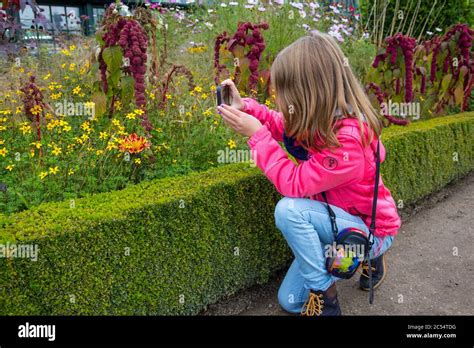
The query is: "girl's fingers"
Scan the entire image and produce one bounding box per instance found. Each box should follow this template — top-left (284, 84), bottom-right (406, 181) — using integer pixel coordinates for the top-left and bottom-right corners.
top-left (221, 114), bottom-right (239, 130)
top-left (220, 103), bottom-right (241, 115)
top-left (218, 104), bottom-right (241, 123)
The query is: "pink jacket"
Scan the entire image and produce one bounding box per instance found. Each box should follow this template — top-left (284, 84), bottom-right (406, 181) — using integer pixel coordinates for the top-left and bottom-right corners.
top-left (243, 97), bottom-right (401, 237)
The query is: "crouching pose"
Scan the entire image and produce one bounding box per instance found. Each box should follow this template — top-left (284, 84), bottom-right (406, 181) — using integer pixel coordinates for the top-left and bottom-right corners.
top-left (217, 31), bottom-right (401, 316)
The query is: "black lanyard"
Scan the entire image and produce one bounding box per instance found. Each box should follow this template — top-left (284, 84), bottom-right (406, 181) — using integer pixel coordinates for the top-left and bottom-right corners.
top-left (321, 139), bottom-right (380, 245)
top-left (321, 140), bottom-right (381, 304)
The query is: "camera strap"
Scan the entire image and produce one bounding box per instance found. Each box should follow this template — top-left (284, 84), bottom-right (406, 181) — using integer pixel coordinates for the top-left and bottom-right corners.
top-left (321, 139), bottom-right (381, 304)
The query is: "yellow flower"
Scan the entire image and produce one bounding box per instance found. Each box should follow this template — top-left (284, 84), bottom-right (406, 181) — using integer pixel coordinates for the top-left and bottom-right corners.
top-left (187, 45), bottom-right (208, 54)
top-left (126, 112), bottom-right (136, 120)
top-left (156, 127), bottom-right (163, 133)
top-left (203, 109), bottom-right (213, 117)
top-left (69, 44), bottom-right (76, 51)
top-left (228, 139), bottom-right (237, 149)
top-left (29, 141), bottom-right (41, 150)
top-left (201, 93), bottom-right (208, 100)
top-left (134, 109), bottom-right (144, 116)
top-left (5, 164), bottom-right (14, 171)
top-left (49, 166), bottom-right (59, 175)
top-left (15, 106), bottom-right (23, 114)
top-left (96, 149), bottom-right (104, 156)
top-left (72, 86), bottom-right (81, 95)
top-left (68, 169), bottom-right (74, 176)
top-left (52, 146), bottom-right (62, 156)
top-left (30, 104), bottom-right (42, 116)
top-left (99, 131), bottom-right (109, 140)
top-left (69, 63), bottom-right (76, 71)
top-left (47, 120), bottom-right (59, 131)
top-left (134, 158), bottom-right (141, 165)
top-left (265, 99), bottom-right (271, 107)
top-left (0, 147), bottom-right (8, 157)
top-left (51, 92), bottom-right (62, 100)
top-left (43, 73), bottom-right (51, 80)
top-left (114, 100), bottom-right (122, 111)
top-left (19, 123), bottom-right (32, 135)
top-left (39, 171), bottom-right (48, 180)
top-left (0, 139), bottom-right (4, 145)
top-left (0, 125), bottom-right (7, 131)
top-left (166, 94), bottom-right (172, 100)
top-left (112, 119), bottom-right (121, 126)
top-left (210, 85), bottom-right (217, 92)
top-left (61, 49), bottom-right (71, 56)
top-left (193, 86), bottom-right (203, 93)
top-left (106, 142), bottom-right (117, 151)
top-left (80, 121), bottom-right (91, 132)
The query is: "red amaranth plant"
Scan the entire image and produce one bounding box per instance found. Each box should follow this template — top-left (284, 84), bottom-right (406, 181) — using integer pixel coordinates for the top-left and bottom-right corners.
top-left (373, 33), bottom-right (416, 103)
top-left (368, 24), bottom-right (474, 122)
top-left (118, 19), bottom-right (151, 131)
top-left (20, 75), bottom-right (47, 141)
top-left (365, 82), bottom-right (410, 126)
top-left (214, 22), bottom-right (269, 95)
top-left (441, 24), bottom-right (474, 111)
top-left (97, 3), bottom-right (153, 133)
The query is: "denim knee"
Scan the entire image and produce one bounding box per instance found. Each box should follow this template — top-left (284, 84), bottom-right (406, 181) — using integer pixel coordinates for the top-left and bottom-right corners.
top-left (274, 197), bottom-right (296, 232)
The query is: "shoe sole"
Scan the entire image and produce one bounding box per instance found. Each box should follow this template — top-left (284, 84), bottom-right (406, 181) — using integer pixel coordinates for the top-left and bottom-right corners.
top-left (360, 255), bottom-right (386, 291)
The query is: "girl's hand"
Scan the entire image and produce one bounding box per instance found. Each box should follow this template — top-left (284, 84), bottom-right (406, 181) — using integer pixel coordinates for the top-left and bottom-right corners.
top-left (220, 79), bottom-right (245, 111)
top-left (217, 104), bottom-right (262, 137)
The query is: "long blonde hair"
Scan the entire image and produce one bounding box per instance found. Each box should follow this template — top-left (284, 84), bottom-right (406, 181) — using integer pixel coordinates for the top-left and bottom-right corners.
top-left (270, 31), bottom-right (382, 151)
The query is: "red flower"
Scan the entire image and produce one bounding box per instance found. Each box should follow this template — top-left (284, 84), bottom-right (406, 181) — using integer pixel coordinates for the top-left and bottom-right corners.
top-left (118, 133), bottom-right (151, 154)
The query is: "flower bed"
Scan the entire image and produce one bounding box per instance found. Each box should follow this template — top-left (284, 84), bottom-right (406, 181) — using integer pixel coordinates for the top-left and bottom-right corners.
top-left (0, 112), bottom-right (472, 315)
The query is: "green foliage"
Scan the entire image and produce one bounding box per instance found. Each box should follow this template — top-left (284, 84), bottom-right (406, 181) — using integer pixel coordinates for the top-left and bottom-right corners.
top-left (0, 112), bottom-right (473, 315)
top-left (360, 0), bottom-right (474, 40)
top-left (340, 38), bottom-right (377, 81)
top-left (382, 112), bottom-right (474, 202)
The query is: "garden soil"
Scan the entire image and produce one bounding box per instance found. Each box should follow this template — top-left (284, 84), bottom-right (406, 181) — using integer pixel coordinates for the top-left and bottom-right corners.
top-left (202, 171), bottom-right (474, 315)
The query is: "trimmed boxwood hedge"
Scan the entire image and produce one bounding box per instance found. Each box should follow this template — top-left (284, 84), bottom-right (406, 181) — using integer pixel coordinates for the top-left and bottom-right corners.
top-left (0, 112), bottom-right (473, 315)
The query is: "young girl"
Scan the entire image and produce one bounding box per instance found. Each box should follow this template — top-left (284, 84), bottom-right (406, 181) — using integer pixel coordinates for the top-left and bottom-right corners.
top-left (217, 31), bottom-right (401, 316)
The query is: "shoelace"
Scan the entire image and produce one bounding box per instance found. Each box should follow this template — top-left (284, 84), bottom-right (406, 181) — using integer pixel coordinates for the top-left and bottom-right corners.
top-left (301, 292), bottom-right (324, 316)
top-left (358, 262), bottom-right (377, 278)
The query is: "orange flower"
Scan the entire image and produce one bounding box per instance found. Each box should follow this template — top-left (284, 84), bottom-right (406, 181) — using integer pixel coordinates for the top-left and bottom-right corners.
top-left (118, 133), bottom-right (150, 154)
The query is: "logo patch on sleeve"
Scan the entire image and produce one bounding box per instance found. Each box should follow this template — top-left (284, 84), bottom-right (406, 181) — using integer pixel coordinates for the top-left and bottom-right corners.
top-left (322, 156), bottom-right (338, 170)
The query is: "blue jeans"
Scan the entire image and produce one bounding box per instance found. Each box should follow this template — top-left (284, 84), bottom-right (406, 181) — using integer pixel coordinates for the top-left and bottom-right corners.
top-left (275, 197), bottom-right (394, 314)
